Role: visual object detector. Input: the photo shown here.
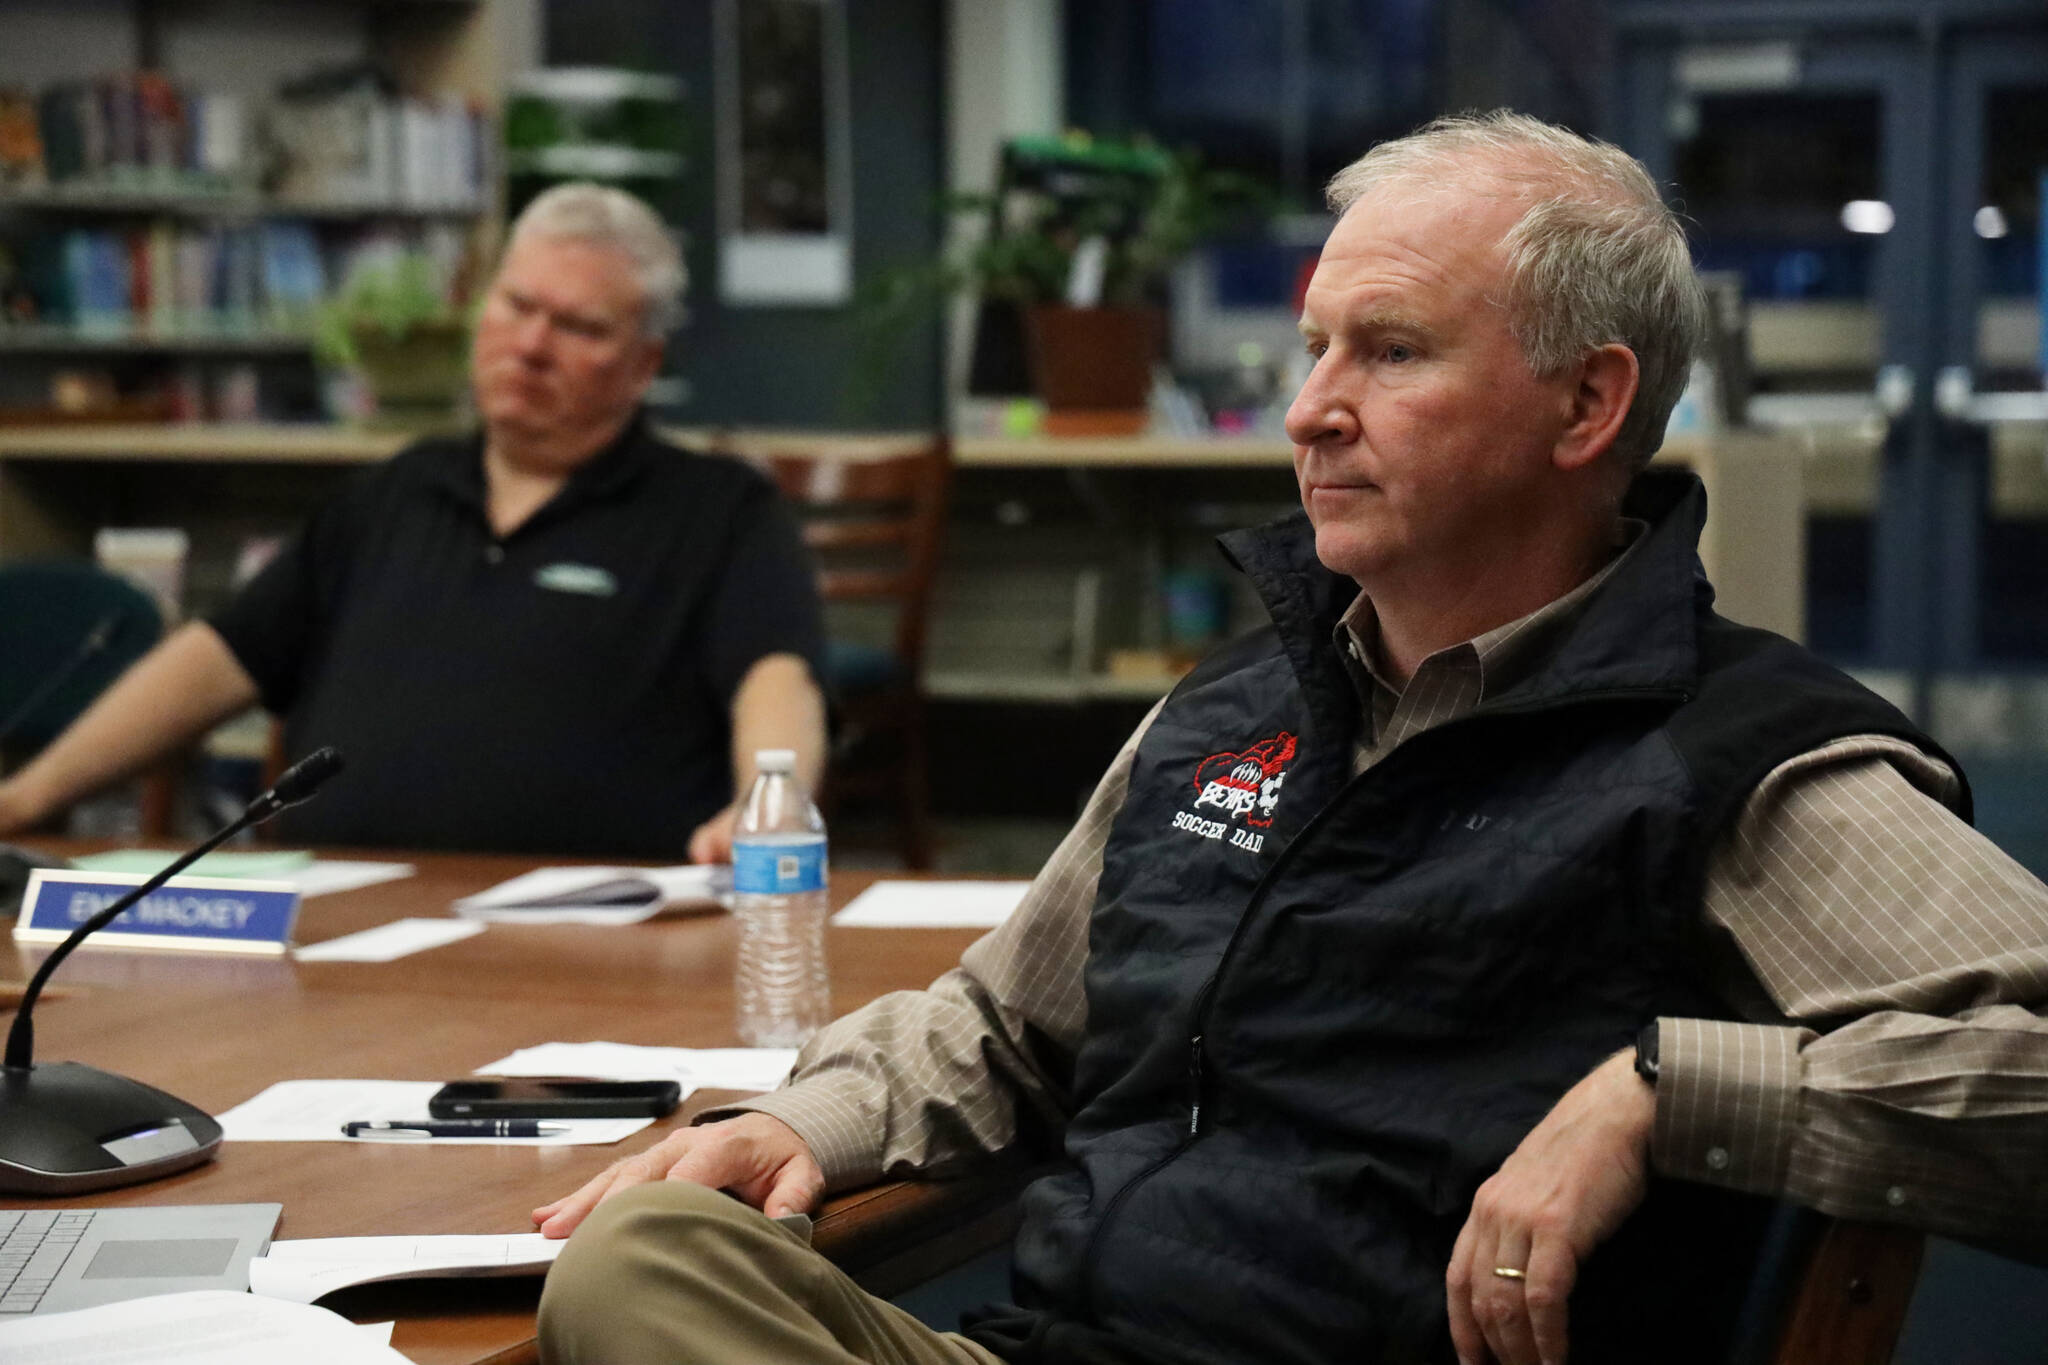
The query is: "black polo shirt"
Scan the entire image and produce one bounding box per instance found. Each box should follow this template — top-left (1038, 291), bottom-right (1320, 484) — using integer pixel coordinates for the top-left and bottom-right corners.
top-left (210, 417), bottom-right (824, 857)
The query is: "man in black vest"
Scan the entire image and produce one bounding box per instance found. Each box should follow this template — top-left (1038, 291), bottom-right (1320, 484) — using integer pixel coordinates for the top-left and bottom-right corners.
top-left (531, 114), bottom-right (2048, 1365)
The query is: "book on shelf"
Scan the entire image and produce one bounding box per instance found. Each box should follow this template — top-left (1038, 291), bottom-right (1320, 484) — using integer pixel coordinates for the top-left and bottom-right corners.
top-left (270, 85), bottom-right (487, 212)
top-left (30, 74), bottom-right (249, 193)
top-left (0, 89), bottom-right (40, 186)
top-left (4, 71), bottom-right (483, 212)
top-left (4, 220), bottom-right (334, 342)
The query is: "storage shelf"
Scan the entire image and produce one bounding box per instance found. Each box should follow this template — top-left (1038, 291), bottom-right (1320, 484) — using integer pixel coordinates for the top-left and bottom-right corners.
top-left (926, 669), bottom-right (1178, 704)
top-left (505, 146), bottom-right (685, 179)
top-left (0, 325), bottom-right (313, 355)
top-left (0, 183), bottom-right (484, 221)
top-left (0, 423), bottom-right (409, 463)
top-left (0, 422), bottom-right (1745, 469)
top-left (954, 433), bottom-right (1294, 468)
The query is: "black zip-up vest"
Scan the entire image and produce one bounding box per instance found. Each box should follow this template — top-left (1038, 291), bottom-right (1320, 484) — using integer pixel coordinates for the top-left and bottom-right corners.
top-left (967, 472), bottom-right (1968, 1365)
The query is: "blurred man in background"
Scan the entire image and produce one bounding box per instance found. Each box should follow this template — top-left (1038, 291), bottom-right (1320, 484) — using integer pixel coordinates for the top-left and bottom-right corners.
top-left (0, 183), bottom-right (825, 860)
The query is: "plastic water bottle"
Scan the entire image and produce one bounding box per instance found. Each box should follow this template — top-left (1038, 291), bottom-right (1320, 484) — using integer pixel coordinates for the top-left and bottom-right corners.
top-left (730, 749), bottom-right (831, 1048)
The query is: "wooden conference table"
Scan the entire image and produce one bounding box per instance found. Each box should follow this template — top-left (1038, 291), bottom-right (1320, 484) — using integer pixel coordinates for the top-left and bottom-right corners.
top-left (1, 848), bottom-right (1017, 1364)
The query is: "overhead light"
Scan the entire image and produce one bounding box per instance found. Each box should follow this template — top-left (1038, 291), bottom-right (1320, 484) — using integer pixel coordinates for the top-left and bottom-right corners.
top-left (1974, 205), bottom-right (2009, 239)
top-left (1841, 200), bottom-right (1895, 234)
top-left (1675, 43), bottom-right (1800, 93)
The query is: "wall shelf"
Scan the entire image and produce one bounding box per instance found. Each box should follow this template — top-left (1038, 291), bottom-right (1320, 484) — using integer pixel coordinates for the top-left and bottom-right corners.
top-left (0, 422), bottom-right (408, 463)
top-left (0, 326), bottom-right (314, 356)
top-left (0, 421), bottom-right (1813, 695)
top-left (0, 184), bottom-right (484, 221)
top-left (927, 669), bottom-right (1179, 704)
top-left (954, 433), bottom-right (1292, 468)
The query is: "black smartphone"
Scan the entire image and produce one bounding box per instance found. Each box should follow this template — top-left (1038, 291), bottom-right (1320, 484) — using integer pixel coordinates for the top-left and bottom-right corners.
top-left (428, 1077), bottom-right (682, 1119)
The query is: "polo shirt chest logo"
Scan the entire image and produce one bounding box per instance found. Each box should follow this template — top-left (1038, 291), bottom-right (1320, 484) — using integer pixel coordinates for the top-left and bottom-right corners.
top-left (533, 562), bottom-right (620, 597)
top-left (1169, 730), bottom-right (1297, 855)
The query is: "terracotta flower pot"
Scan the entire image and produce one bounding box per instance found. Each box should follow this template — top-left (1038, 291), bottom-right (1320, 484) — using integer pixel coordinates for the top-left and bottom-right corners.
top-left (1023, 305), bottom-right (1160, 436)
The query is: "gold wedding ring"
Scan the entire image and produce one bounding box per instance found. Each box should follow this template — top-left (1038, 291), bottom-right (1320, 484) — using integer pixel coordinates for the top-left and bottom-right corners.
top-left (1491, 1267), bottom-right (1528, 1281)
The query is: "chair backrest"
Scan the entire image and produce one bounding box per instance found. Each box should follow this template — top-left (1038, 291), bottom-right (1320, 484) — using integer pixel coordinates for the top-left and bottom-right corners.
top-left (0, 560), bottom-right (163, 754)
top-left (746, 435), bottom-right (952, 682)
top-left (1727, 1206), bottom-right (1926, 1365)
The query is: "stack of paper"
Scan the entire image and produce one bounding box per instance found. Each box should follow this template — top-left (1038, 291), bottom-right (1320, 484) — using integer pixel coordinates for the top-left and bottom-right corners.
top-left (248, 1233), bottom-right (564, 1304)
top-left (832, 880), bottom-right (1032, 928)
top-left (480, 1041), bottom-right (797, 1096)
top-left (451, 865), bottom-right (728, 925)
top-left (218, 1079), bottom-right (653, 1145)
top-left (0, 1290), bottom-right (408, 1363)
top-left (294, 918), bottom-right (484, 963)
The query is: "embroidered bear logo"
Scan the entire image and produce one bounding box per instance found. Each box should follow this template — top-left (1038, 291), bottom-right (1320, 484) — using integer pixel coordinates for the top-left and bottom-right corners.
top-left (1191, 732), bottom-right (1297, 829)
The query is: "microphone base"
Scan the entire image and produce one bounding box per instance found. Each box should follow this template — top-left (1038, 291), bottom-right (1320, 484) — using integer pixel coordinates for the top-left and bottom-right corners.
top-left (0, 1062), bottom-right (222, 1196)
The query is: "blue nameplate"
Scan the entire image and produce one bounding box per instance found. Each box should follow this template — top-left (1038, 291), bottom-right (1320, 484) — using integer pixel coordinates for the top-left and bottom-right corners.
top-left (14, 869), bottom-right (300, 955)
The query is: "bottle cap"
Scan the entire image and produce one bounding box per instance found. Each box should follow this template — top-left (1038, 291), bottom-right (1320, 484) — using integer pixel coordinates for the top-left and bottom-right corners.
top-left (754, 749), bottom-right (798, 773)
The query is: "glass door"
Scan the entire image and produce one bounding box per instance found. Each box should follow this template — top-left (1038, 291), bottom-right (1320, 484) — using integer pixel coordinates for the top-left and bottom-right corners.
top-left (1920, 31), bottom-right (2048, 885)
top-left (1942, 35), bottom-right (2048, 671)
top-left (1615, 31), bottom-right (1919, 668)
top-left (1616, 5), bottom-right (2048, 861)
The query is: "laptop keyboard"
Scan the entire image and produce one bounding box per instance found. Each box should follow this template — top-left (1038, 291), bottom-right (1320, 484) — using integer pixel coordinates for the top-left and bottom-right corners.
top-left (0, 1209), bottom-right (94, 1313)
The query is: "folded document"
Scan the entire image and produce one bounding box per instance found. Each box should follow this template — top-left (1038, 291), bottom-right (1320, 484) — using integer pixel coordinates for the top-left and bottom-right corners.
top-left (249, 1221), bottom-right (806, 1306)
top-left (0, 1290), bottom-right (408, 1363)
top-left (480, 1041), bottom-right (798, 1095)
top-left (451, 865), bottom-right (728, 924)
top-left (248, 1233), bottom-right (564, 1304)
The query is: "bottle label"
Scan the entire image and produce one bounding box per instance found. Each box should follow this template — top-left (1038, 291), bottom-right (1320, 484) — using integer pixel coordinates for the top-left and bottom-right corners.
top-left (733, 836), bottom-right (827, 895)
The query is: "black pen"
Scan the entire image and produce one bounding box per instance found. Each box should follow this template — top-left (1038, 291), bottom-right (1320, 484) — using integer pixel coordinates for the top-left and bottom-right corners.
top-left (341, 1119), bottom-right (574, 1139)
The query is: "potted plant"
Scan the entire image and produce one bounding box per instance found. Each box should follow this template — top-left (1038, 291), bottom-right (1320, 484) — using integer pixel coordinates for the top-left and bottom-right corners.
top-left (866, 133), bottom-right (1268, 433)
top-left (313, 250), bottom-right (471, 430)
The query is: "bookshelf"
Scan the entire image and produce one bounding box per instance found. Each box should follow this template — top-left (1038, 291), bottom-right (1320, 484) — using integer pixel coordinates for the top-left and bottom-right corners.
top-left (0, 0), bottom-right (515, 424)
top-left (0, 423), bottom-right (1810, 707)
top-left (0, 183), bottom-right (485, 221)
top-left (0, 325), bottom-right (314, 355)
top-left (0, 0), bottom-right (527, 632)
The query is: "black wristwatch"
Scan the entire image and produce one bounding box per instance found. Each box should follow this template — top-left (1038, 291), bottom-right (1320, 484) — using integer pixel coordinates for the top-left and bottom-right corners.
top-left (1633, 1020), bottom-right (1660, 1086)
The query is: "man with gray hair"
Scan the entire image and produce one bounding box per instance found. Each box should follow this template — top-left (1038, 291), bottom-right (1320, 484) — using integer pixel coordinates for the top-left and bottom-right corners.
top-left (0, 183), bottom-right (826, 859)
top-left (532, 113), bottom-right (2048, 1364)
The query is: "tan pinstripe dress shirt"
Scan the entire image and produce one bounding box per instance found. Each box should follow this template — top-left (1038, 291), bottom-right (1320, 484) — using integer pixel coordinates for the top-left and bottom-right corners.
top-left (732, 534), bottom-right (2048, 1257)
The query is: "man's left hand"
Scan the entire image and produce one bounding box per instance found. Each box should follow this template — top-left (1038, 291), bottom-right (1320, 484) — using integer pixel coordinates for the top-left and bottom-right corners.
top-left (1445, 1047), bottom-right (1655, 1365)
top-left (688, 802), bottom-right (739, 864)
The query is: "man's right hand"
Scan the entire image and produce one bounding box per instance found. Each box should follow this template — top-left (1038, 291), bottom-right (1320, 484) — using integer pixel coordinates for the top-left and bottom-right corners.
top-left (531, 1112), bottom-right (825, 1238)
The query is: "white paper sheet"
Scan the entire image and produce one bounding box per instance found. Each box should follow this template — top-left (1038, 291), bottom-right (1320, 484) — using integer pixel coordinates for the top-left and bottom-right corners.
top-left (450, 865), bottom-right (727, 925)
top-left (479, 1041), bottom-right (797, 1095)
top-left (287, 861), bottom-right (418, 899)
top-left (218, 1079), bottom-right (653, 1145)
top-left (0, 1290), bottom-right (412, 1364)
top-left (248, 1233), bottom-right (565, 1304)
top-left (832, 880), bottom-right (1032, 928)
top-left (293, 918), bottom-right (485, 962)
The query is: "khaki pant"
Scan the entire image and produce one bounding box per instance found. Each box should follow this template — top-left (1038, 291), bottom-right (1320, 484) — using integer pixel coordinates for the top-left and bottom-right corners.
top-left (538, 1181), bottom-right (1010, 1365)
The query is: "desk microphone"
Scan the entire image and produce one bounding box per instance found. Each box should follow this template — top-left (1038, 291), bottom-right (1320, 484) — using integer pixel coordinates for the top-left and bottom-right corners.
top-left (0, 746), bottom-right (345, 1195)
top-left (0, 613), bottom-right (119, 748)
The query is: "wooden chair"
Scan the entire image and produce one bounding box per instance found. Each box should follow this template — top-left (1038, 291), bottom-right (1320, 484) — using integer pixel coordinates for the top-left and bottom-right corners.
top-left (821, 1174), bottom-right (1927, 1365)
top-left (745, 435), bottom-right (953, 870)
top-left (1738, 1209), bottom-right (1926, 1365)
top-left (818, 1162), bottom-right (1041, 1300)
